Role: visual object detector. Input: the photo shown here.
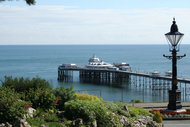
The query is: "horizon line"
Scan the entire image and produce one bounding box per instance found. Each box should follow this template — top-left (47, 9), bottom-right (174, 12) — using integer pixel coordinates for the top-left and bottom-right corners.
top-left (0, 44), bottom-right (189, 46)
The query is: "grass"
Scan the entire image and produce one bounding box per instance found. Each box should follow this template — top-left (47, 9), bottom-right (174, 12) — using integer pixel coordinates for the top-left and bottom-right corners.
top-left (26, 118), bottom-right (64, 127)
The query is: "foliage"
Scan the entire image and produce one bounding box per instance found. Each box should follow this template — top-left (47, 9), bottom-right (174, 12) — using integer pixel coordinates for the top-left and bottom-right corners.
top-left (44, 113), bottom-right (59, 122)
top-left (76, 92), bottom-right (102, 101)
top-left (155, 100), bottom-right (168, 103)
top-left (64, 99), bottom-right (122, 127)
top-left (33, 108), bottom-right (46, 118)
top-left (26, 118), bottom-right (45, 127)
top-left (130, 99), bottom-right (142, 103)
top-left (103, 101), bottom-right (129, 117)
top-left (25, 0), bottom-right (35, 5)
top-left (26, 88), bottom-right (56, 110)
top-left (44, 110), bottom-right (59, 122)
top-left (116, 102), bottom-right (131, 117)
top-left (54, 86), bottom-right (76, 111)
top-left (64, 120), bottom-right (72, 126)
top-left (152, 111), bottom-right (163, 123)
top-left (64, 100), bottom-right (96, 123)
top-left (103, 101), bottom-right (119, 112)
top-left (27, 117), bottom-right (63, 127)
top-left (46, 122), bottom-right (63, 127)
top-left (1, 76), bottom-right (52, 93)
top-left (0, 87), bottom-right (28, 124)
top-left (128, 106), bottom-right (150, 117)
top-left (0, 76), bottom-right (158, 126)
top-left (0, 0), bottom-right (35, 5)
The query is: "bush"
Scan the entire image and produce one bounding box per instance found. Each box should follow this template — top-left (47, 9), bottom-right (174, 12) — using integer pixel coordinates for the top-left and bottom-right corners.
top-left (64, 100), bottom-right (96, 123)
top-left (26, 118), bottom-right (46, 127)
top-left (26, 88), bottom-right (56, 110)
top-left (44, 113), bottom-right (59, 122)
top-left (128, 106), bottom-right (150, 117)
top-left (64, 120), bottom-right (72, 126)
top-left (76, 92), bottom-right (102, 101)
top-left (54, 86), bottom-right (76, 111)
top-left (152, 111), bottom-right (163, 123)
top-left (103, 101), bottom-right (129, 117)
top-left (94, 103), bottom-right (121, 127)
top-left (33, 108), bottom-right (46, 118)
top-left (103, 101), bottom-right (119, 112)
top-left (1, 76), bottom-right (52, 93)
top-left (0, 87), bottom-right (29, 124)
top-left (64, 100), bottom-right (121, 127)
top-left (130, 99), bottom-right (142, 103)
top-left (46, 122), bottom-right (63, 127)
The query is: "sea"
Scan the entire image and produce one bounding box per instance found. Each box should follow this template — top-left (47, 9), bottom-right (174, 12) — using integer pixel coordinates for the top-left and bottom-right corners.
top-left (0, 45), bottom-right (190, 102)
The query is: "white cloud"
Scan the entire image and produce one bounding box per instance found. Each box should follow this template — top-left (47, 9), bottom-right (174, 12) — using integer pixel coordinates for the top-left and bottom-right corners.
top-left (0, 6), bottom-right (190, 45)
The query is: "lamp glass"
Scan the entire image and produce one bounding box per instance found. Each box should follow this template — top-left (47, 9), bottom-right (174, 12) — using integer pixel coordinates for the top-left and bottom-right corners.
top-left (165, 34), bottom-right (184, 46)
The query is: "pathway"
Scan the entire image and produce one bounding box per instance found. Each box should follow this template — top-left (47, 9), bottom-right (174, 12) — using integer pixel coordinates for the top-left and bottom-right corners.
top-left (163, 120), bottom-right (190, 127)
top-left (127, 102), bottom-right (190, 110)
top-left (128, 102), bottom-right (190, 127)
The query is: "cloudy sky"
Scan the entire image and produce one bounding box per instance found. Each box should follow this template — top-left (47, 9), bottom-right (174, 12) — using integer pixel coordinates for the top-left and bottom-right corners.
top-left (0, 0), bottom-right (190, 45)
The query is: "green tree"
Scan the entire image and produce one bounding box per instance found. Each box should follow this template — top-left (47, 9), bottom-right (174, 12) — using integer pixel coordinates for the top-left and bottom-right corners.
top-left (0, 0), bottom-right (35, 5)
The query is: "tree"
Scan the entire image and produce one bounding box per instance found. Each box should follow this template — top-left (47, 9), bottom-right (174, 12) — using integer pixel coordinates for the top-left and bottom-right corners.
top-left (0, 0), bottom-right (35, 5)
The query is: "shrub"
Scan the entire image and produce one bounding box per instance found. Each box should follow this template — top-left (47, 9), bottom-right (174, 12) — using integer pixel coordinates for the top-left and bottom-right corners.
top-left (1, 76), bottom-right (52, 93)
top-left (33, 108), bottom-right (46, 118)
top-left (46, 122), bottom-right (63, 127)
top-left (26, 118), bottom-right (46, 127)
top-left (54, 86), bottom-right (76, 111)
top-left (152, 111), bottom-right (163, 123)
top-left (76, 92), bottom-right (102, 101)
top-left (26, 88), bottom-right (56, 110)
top-left (103, 101), bottom-right (129, 117)
top-left (103, 101), bottom-right (119, 112)
top-left (64, 100), bottom-right (96, 123)
top-left (130, 99), bottom-right (142, 103)
top-left (44, 113), bottom-right (59, 122)
top-left (0, 87), bottom-right (28, 124)
top-left (65, 120), bottom-right (72, 126)
top-left (64, 100), bottom-right (121, 127)
top-left (128, 106), bottom-right (150, 117)
top-left (94, 103), bottom-right (121, 127)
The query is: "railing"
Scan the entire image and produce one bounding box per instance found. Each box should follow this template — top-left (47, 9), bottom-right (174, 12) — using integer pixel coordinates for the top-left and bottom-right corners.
top-left (58, 65), bottom-right (190, 83)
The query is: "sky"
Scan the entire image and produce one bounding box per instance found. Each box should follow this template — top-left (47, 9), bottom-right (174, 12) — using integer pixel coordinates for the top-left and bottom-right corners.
top-left (0, 0), bottom-right (190, 45)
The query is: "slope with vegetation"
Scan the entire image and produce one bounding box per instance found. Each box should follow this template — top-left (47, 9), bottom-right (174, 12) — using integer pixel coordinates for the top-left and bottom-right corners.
top-left (0, 76), bottom-right (162, 127)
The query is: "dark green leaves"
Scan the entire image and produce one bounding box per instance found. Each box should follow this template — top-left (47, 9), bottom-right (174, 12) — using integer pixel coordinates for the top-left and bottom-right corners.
top-left (0, 0), bottom-right (36, 5)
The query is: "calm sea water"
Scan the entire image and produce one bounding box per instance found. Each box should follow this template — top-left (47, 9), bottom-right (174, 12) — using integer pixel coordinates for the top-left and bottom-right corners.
top-left (0, 45), bottom-right (190, 102)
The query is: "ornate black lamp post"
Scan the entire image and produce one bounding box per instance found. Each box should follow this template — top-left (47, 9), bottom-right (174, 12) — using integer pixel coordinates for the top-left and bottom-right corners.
top-left (163, 18), bottom-right (186, 110)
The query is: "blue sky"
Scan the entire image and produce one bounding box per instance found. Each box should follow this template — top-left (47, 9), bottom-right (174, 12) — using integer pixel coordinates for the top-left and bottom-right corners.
top-left (0, 0), bottom-right (190, 45)
top-left (2, 0), bottom-right (190, 9)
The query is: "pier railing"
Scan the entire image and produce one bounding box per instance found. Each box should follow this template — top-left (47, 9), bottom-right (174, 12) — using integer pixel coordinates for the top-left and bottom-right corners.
top-left (58, 65), bottom-right (190, 102)
top-left (58, 65), bottom-right (190, 84)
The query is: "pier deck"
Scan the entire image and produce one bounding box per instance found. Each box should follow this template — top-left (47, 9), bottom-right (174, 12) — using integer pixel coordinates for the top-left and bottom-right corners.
top-left (58, 66), bottom-right (190, 84)
top-left (57, 64), bottom-right (190, 102)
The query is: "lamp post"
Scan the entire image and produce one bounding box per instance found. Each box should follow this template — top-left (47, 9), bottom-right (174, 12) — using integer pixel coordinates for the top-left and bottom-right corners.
top-left (163, 18), bottom-right (186, 110)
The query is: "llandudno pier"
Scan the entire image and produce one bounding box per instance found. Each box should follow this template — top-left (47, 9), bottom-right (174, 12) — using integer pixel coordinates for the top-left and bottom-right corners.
top-left (58, 55), bottom-right (190, 93)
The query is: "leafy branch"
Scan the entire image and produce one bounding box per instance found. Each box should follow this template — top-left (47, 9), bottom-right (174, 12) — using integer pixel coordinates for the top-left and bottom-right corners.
top-left (0, 0), bottom-right (35, 5)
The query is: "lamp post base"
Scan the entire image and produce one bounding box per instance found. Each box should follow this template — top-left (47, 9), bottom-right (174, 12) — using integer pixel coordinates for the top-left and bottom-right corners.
top-left (167, 90), bottom-right (182, 110)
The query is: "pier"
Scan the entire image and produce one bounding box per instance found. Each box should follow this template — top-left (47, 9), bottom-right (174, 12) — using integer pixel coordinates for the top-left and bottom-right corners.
top-left (57, 55), bottom-right (190, 101)
top-left (58, 65), bottom-right (190, 84)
